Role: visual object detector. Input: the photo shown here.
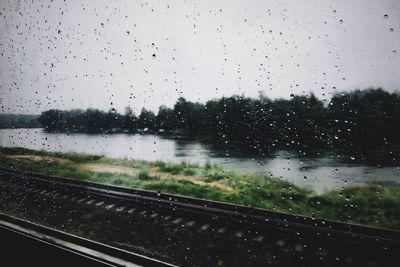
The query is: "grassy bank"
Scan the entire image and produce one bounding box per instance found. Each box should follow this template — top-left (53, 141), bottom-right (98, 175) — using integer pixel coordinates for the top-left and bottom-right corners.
top-left (1, 147), bottom-right (399, 230)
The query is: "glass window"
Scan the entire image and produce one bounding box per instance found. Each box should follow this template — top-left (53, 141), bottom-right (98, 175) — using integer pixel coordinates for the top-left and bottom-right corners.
top-left (1, 1), bottom-right (399, 266)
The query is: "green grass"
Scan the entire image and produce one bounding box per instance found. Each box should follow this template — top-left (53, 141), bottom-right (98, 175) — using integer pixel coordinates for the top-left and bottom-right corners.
top-left (1, 147), bottom-right (399, 230)
top-left (153, 161), bottom-right (200, 175)
top-left (138, 170), bottom-right (160, 180)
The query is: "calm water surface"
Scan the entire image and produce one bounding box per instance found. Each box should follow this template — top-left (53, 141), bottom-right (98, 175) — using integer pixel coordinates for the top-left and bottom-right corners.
top-left (1, 128), bottom-right (399, 193)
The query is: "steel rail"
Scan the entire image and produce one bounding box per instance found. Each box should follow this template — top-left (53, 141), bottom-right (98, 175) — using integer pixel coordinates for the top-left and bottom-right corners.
top-left (0, 212), bottom-right (175, 267)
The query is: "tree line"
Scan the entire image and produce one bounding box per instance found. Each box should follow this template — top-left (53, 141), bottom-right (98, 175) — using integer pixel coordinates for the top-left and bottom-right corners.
top-left (39, 88), bottom-right (400, 163)
top-left (0, 114), bottom-right (41, 129)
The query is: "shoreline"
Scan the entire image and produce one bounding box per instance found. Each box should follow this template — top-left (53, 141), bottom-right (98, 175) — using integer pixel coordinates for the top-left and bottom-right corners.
top-left (1, 146), bottom-right (399, 230)
top-left (2, 127), bottom-right (400, 167)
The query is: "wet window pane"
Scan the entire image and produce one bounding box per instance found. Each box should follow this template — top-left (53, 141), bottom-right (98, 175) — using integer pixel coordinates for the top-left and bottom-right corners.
top-left (1, 0), bottom-right (399, 266)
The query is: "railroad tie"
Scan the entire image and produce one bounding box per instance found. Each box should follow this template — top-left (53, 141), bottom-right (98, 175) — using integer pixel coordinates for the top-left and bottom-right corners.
top-left (199, 224), bottom-right (210, 231)
top-left (25, 187), bottom-right (36, 192)
top-left (86, 199), bottom-right (95, 205)
top-left (253, 235), bottom-right (264, 242)
top-left (77, 198), bottom-right (86, 203)
top-left (95, 201), bottom-right (105, 207)
top-left (235, 231), bottom-right (244, 238)
top-left (105, 204), bottom-right (115, 210)
top-left (139, 211), bottom-right (147, 216)
top-left (127, 208), bottom-right (136, 214)
top-left (217, 227), bottom-right (227, 234)
top-left (172, 218), bottom-right (183, 224)
top-left (116, 206), bottom-right (126, 212)
top-left (185, 220), bottom-right (195, 227)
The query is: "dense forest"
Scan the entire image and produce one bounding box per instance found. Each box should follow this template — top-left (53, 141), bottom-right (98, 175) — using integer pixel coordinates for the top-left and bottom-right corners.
top-left (0, 114), bottom-right (41, 129)
top-left (39, 88), bottom-right (400, 163)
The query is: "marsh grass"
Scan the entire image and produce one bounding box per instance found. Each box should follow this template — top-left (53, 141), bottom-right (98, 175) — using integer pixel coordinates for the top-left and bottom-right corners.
top-left (1, 147), bottom-right (399, 229)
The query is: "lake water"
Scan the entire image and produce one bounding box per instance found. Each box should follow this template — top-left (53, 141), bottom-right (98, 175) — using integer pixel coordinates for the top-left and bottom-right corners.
top-left (0, 128), bottom-right (399, 193)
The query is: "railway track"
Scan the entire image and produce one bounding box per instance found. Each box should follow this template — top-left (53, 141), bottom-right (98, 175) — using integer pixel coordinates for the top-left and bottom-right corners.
top-left (0, 212), bottom-right (173, 267)
top-left (0, 168), bottom-right (399, 266)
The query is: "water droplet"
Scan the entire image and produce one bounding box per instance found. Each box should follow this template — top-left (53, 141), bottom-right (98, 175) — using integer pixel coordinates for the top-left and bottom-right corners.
top-left (389, 28), bottom-right (394, 32)
top-left (384, 14), bottom-right (388, 19)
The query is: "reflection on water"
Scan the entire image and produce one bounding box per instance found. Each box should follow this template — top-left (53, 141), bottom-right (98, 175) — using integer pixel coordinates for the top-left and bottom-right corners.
top-left (1, 128), bottom-right (399, 193)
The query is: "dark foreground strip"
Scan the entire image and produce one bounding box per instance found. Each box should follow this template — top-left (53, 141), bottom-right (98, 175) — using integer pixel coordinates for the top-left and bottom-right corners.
top-left (0, 212), bottom-right (174, 267)
top-left (1, 168), bottom-right (400, 266)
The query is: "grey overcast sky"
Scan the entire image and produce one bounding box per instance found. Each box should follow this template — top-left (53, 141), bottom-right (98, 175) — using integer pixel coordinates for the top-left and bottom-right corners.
top-left (0, 0), bottom-right (399, 114)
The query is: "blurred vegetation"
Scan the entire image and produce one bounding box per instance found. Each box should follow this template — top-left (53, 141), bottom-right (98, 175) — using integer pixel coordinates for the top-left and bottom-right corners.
top-left (0, 114), bottom-right (41, 129)
top-left (38, 88), bottom-right (400, 164)
top-left (1, 147), bottom-right (399, 230)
